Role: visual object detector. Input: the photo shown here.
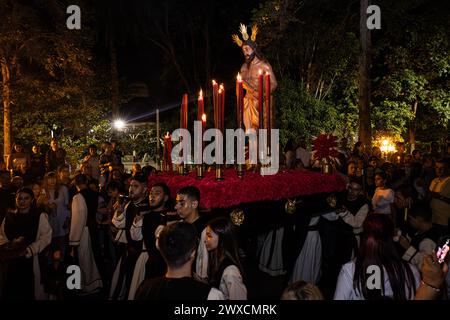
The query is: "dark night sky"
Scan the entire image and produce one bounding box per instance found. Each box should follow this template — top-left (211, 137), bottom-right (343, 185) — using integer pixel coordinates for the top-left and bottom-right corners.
top-left (92, 0), bottom-right (449, 125)
top-left (95, 0), bottom-right (261, 123)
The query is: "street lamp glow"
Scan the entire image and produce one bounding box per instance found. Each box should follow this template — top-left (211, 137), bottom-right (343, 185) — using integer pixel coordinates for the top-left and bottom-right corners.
top-left (114, 119), bottom-right (125, 130)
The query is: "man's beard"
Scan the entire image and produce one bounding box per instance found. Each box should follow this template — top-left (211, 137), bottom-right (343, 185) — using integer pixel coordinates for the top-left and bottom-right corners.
top-left (150, 199), bottom-right (165, 210)
top-left (245, 52), bottom-right (255, 67)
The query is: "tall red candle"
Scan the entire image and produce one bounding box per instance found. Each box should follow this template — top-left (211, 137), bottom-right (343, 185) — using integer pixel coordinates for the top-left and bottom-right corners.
top-left (265, 71), bottom-right (271, 154)
top-left (217, 87), bottom-right (223, 131)
top-left (201, 113), bottom-right (206, 153)
top-left (212, 80), bottom-right (218, 129)
top-left (264, 71), bottom-right (271, 130)
top-left (219, 84), bottom-right (225, 131)
top-left (198, 90), bottom-right (205, 158)
top-left (198, 89), bottom-right (204, 122)
top-left (258, 70), bottom-right (264, 130)
top-left (181, 93), bottom-right (188, 129)
top-left (236, 73), bottom-right (244, 129)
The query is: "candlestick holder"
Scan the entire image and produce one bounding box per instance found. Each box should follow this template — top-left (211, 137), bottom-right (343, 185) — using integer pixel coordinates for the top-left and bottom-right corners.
top-left (178, 164), bottom-right (184, 176)
top-left (196, 164), bottom-right (204, 179)
top-left (236, 163), bottom-right (245, 178)
top-left (215, 165), bottom-right (224, 181)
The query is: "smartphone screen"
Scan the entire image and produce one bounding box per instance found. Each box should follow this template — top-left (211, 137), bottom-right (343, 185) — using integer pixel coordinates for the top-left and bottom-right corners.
top-left (436, 238), bottom-right (450, 264)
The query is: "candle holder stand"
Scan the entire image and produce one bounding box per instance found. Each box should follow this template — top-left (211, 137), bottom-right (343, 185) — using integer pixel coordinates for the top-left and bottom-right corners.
top-left (215, 165), bottom-right (224, 181)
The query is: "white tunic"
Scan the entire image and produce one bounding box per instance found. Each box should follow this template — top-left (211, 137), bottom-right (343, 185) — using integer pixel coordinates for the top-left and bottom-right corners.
top-left (290, 216), bottom-right (322, 284)
top-left (109, 204), bottom-right (131, 300)
top-left (0, 213), bottom-right (52, 299)
top-left (128, 217), bottom-right (146, 300)
top-left (196, 228), bottom-right (209, 280)
top-left (194, 231), bottom-right (247, 300)
top-left (69, 193), bottom-right (103, 294)
top-left (257, 226), bottom-right (286, 276)
top-left (219, 265), bottom-right (247, 300)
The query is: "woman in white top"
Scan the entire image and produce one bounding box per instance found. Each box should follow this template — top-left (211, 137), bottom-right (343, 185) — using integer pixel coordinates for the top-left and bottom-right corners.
top-left (372, 171), bottom-right (395, 215)
top-left (0, 188), bottom-right (52, 299)
top-left (204, 217), bottom-right (247, 300)
top-left (334, 214), bottom-right (420, 300)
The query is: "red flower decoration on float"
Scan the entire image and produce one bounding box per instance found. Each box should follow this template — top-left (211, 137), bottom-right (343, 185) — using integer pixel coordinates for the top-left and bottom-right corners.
top-left (311, 133), bottom-right (342, 167)
top-left (148, 168), bottom-right (346, 209)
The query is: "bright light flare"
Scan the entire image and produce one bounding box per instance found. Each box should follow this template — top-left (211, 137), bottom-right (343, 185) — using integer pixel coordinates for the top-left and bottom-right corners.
top-left (113, 119), bottom-right (125, 130)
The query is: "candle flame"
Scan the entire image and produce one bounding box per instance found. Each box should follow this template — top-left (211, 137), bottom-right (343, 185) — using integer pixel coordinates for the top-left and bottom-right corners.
top-left (219, 84), bottom-right (224, 90)
top-left (212, 80), bottom-right (217, 85)
top-left (199, 89), bottom-right (203, 99)
top-left (218, 88), bottom-right (223, 94)
top-left (202, 114), bottom-right (206, 122)
top-left (165, 131), bottom-right (170, 137)
top-left (237, 73), bottom-right (242, 81)
top-left (265, 71), bottom-right (270, 76)
top-left (259, 69), bottom-right (263, 75)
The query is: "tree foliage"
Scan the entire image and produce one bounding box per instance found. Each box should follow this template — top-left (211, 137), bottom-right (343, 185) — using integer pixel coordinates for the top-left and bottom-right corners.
top-left (0, 0), bottom-right (111, 163)
top-left (253, 0), bottom-right (450, 148)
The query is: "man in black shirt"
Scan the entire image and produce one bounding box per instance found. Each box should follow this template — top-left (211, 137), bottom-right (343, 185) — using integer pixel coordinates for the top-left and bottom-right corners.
top-left (45, 138), bottom-right (66, 172)
top-left (175, 186), bottom-right (208, 238)
top-left (127, 182), bottom-right (178, 299)
top-left (109, 173), bottom-right (149, 300)
top-left (135, 222), bottom-right (223, 300)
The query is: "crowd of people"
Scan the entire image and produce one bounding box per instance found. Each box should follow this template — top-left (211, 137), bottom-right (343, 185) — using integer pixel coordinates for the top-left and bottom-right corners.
top-left (279, 137), bottom-right (450, 300)
top-left (0, 136), bottom-right (449, 301)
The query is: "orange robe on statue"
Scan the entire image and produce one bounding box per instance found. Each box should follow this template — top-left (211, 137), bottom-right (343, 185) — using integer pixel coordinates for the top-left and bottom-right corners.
top-left (240, 57), bottom-right (277, 132)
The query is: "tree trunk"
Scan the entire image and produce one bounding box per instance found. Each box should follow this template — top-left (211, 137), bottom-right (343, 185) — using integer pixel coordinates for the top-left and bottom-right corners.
top-left (358, 0), bottom-right (372, 149)
top-left (1, 59), bottom-right (12, 163)
top-left (409, 100), bottom-right (419, 152)
top-left (279, 0), bottom-right (289, 32)
top-left (110, 36), bottom-right (120, 119)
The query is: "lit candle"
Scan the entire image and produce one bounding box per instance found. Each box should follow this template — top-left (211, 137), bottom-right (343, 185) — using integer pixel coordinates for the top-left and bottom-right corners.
top-left (236, 73), bottom-right (244, 129)
top-left (198, 90), bottom-right (205, 159)
top-left (258, 70), bottom-right (264, 130)
top-left (201, 113), bottom-right (207, 128)
top-left (202, 113), bottom-right (206, 153)
top-left (163, 132), bottom-right (173, 172)
top-left (217, 87), bottom-right (223, 131)
top-left (198, 89), bottom-right (204, 122)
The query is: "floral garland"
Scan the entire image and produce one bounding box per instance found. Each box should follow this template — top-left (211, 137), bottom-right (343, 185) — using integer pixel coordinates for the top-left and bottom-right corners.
top-left (148, 168), bottom-right (346, 209)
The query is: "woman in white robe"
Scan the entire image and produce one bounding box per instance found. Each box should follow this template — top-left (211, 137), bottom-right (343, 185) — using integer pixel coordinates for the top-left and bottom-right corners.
top-left (70, 191), bottom-right (102, 294)
top-left (0, 187), bottom-right (52, 300)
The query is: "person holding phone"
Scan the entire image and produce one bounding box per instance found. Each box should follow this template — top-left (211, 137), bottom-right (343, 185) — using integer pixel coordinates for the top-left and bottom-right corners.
top-left (415, 251), bottom-right (449, 300)
top-left (109, 173), bottom-right (149, 300)
top-left (128, 182), bottom-right (173, 300)
top-left (397, 202), bottom-right (443, 270)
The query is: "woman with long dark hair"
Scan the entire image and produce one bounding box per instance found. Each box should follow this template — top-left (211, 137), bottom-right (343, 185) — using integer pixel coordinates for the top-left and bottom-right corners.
top-left (372, 171), bottom-right (395, 217)
top-left (0, 187), bottom-right (52, 300)
top-left (40, 172), bottom-right (70, 261)
top-left (204, 217), bottom-right (247, 300)
top-left (334, 214), bottom-right (420, 300)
